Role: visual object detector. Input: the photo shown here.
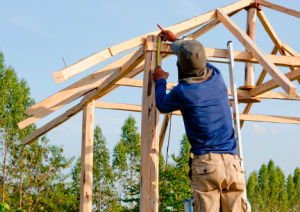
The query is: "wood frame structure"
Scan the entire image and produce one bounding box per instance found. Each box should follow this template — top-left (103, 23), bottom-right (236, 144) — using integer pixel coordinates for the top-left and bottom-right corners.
top-left (18, 1), bottom-right (300, 211)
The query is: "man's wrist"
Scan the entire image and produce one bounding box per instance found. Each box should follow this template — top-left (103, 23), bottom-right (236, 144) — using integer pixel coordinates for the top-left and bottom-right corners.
top-left (157, 78), bottom-right (167, 84)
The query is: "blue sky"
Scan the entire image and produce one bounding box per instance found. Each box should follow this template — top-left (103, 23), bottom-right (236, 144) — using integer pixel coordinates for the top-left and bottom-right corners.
top-left (1, 0), bottom-right (300, 177)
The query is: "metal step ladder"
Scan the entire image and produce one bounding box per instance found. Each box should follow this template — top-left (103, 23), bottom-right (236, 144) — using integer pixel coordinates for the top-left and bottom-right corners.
top-left (184, 41), bottom-right (251, 212)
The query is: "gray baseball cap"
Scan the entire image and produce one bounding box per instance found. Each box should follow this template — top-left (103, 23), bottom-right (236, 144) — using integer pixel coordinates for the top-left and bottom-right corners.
top-left (171, 40), bottom-right (211, 83)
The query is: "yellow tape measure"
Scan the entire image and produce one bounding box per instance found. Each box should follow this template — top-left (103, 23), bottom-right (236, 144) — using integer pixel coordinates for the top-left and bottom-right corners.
top-left (157, 37), bottom-right (161, 67)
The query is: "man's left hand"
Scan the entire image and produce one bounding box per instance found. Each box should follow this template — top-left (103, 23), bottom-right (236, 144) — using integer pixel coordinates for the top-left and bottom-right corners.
top-left (153, 66), bottom-right (169, 82)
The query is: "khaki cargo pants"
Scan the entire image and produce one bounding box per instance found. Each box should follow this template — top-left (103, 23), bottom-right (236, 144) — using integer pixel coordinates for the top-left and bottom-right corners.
top-left (190, 153), bottom-right (248, 212)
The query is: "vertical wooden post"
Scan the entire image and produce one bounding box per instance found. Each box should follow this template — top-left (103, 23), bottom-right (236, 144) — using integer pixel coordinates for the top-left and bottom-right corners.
top-left (241, 4), bottom-right (257, 89)
top-left (140, 35), bottom-right (160, 212)
top-left (80, 100), bottom-right (95, 212)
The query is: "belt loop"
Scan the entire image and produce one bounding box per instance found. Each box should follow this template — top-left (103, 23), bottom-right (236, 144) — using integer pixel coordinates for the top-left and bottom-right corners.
top-left (222, 153), bottom-right (225, 161)
top-left (209, 153), bottom-right (213, 161)
top-left (190, 152), bottom-right (194, 159)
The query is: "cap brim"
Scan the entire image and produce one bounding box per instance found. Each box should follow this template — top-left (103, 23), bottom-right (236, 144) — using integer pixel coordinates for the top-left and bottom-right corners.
top-left (171, 40), bottom-right (183, 56)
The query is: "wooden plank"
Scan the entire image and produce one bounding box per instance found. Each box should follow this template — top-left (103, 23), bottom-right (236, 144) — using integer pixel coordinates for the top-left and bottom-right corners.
top-left (257, 10), bottom-right (300, 84)
top-left (25, 49), bottom-right (140, 116)
top-left (188, 9), bottom-right (242, 40)
top-left (80, 100), bottom-right (94, 212)
top-left (22, 42), bottom-right (300, 129)
top-left (22, 103), bottom-right (82, 145)
top-left (256, 0), bottom-right (300, 19)
top-left (93, 102), bottom-right (300, 124)
top-left (257, 10), bottom-right (283, 51)
top-left (240, 46), bottom-right (278, 128)
top-left (52, 0), bottom-right (251, 84)
top-left (53, 49), bottom-right (112, 84)
top-left (140, 35), bottom-right (160, 212)
top-left (116, 78), bottom-right (177, 90)
top-left (244, 4), bottom-right (257, 87)
top-left (239, 114), bottom-right (300, 124)
top-left (21, 46), bottom-right (146, 144)
top-left (217, 8), bottom-right (296, 95)
top-left (281, 42), bottom-right (300, 56)
top-left (249, 68), bottom-right (300, 96)
top-left (94, 102), bottom-right (142, 112)
top-left (146, 43), bottom-right (300, 67)
top-left (159, 114), bottom-right (171, 154)
top-left (115, 78), bottom-right (300, 101)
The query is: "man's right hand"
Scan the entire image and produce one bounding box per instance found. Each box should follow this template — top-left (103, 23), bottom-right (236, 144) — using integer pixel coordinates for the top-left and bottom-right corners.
top-left (158, 30), bottom-right (179, 42)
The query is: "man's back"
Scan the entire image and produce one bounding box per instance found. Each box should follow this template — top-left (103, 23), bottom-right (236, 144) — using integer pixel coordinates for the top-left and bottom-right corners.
top-left (155, 63), bottom-right (237, 155)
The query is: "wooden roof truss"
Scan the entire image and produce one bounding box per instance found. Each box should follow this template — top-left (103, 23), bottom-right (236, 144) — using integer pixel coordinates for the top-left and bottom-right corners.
top-left (18, 0), bottom-right (300, 211)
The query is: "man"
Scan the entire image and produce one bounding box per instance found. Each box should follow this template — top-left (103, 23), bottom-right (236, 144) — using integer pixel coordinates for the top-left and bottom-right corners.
top-left (153, 30), bottom-right (248, 212)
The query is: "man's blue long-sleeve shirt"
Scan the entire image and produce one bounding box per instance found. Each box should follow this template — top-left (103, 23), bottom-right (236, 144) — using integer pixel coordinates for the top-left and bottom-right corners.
top-left (155, 63), bottom-right (237, 156)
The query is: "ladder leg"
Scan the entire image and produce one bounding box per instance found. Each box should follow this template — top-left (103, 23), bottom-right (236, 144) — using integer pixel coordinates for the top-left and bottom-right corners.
top-left (227, 42), bottom-right (249, 206)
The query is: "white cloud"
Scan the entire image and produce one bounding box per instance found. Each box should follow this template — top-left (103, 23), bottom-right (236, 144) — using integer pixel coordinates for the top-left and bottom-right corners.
top-left (252, 124), bottom-right (280, 135)
top-left (51, 127), bottom-right (70, 134)
top-left (271, 129), bottom-right (280, 134)
top-left (252, 124), bottom-right (267, 135)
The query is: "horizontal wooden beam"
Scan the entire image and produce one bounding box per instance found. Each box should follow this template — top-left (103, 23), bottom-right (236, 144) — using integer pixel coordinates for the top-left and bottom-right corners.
top-left (116, 78), bottom-right (300, 101)
top-left (94, 102), bottom-right (300, 125)
top-left (256, 0), bottom-right (300, 19)
top-left (250, 68), bottom-right (300, 96)
top-left (146, 43), bottom-right (300, 67)
top-left (52, 0), bottom-right (251, 84)
top-left (217, 8), bottom-right (296, 95)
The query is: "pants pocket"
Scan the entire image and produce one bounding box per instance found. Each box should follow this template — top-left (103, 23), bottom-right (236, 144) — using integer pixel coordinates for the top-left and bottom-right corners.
top-left (241, 198), bottom-right (248, 212)
top-left (191, 163), bottom-right (218, 192)
top-left (232, 162), bottom-right (246, 190)
top-left (193, 189), bottom-right (220, 212)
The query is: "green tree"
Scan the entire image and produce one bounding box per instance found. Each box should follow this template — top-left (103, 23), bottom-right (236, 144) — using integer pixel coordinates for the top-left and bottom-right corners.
top-left (71, 125), bottom-right (120, 212)
top-left (159, 134), bottom-right (193, 212)
top-left (120, 116), bottom-right (140, 207)
top-left (0, 61), bottom-right (35, 203)
top-left (112, 141), bottom-right (127, 202)
top-left (287, 174), bottom-right (295, 210)
top-left (258, 164), bottom-right (269, 211)
top-left (93, 125), bottom-right (119, 212)
top-left (293, 168), bottom-right (300, 211)
top-left (246, 171), bottom-right (260, 211)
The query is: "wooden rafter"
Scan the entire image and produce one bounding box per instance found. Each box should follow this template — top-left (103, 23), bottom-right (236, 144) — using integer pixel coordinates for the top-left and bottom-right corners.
top-left (52, 0), bottom-right (252, 84)
top-left (21, 46), bottom-right (146, 144)
top-left (240, 46), bottom-right (278, 128)
top-left (187, 9), bottom-right (242, 40)
top-left (250, 68), bottom-right (300, 96)
top-left (20, 44), bottom-right (300, 130)
top-left (147, 43), bottom-right (300, 67)
top-left (115, 78), bottom-right (300, 101)
top-left (92, 102), bottom-right (300, 125)
top-left (256, 0), bottom-right (300, 19)
top-left (281, 42), bottom-right (300, 56)
top-left (257, 9), bottom-right (300, 84)
top-left (217, 8), bottom-right (296, 95)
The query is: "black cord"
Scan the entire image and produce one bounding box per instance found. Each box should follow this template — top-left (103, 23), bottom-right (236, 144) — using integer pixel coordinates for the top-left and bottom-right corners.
top-left (160, 112), bottom-right (172, 212)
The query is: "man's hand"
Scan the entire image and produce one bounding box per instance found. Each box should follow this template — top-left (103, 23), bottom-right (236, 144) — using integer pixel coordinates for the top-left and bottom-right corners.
top-left (158, 30), bottom-right (178, 42)
top-left (152, 66), bottom-right (169, 82)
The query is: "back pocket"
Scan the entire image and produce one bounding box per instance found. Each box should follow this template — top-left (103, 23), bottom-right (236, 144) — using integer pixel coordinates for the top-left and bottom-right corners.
top-left (232, 162), bottom-right (246, 190)
top-left (196, 164), bottom-right (216, 175)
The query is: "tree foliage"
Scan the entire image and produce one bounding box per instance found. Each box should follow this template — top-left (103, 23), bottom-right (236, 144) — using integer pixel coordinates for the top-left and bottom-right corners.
top-left (247, 160), bottom-right (300, 212)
